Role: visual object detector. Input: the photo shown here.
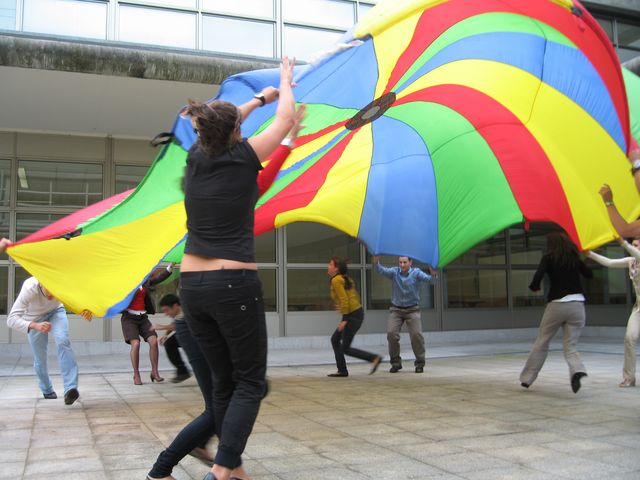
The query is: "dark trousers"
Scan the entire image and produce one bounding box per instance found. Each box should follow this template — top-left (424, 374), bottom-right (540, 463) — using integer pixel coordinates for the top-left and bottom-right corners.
top-left (181, 269), bottom-right (267, 470)
top-left (163, 333), bottom-right (189, 375)
top-left (331, 308), bottom-right (377, 373)
top-left (148, 320), bottom-right (216, 477)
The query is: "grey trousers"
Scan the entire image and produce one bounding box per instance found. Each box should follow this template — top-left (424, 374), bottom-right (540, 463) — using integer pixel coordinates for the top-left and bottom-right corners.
top-left (520, 301), bottom-right (586, 386)
top-left (387, 306), bottom-right (425, 368)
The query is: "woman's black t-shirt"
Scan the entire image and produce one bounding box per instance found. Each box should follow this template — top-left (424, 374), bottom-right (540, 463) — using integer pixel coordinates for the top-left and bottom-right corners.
top-left (184, 139), bottom-right (263, 262)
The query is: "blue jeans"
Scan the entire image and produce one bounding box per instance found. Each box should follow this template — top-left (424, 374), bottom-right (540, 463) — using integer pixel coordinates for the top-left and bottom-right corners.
top-left (148, 319), bottom-right (216, 478)
top-left (27, 307), bottom-right (78, 395)
top-left (181, 269), bottom-right (267, 470)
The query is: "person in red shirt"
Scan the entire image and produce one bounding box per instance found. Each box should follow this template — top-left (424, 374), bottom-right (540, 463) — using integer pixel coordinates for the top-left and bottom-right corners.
top-left (121, 264), bottom-right (173, 385)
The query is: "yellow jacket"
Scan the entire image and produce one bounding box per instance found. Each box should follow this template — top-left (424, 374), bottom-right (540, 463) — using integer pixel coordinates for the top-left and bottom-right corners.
top-left (330, 274), bottom-right (362, 315)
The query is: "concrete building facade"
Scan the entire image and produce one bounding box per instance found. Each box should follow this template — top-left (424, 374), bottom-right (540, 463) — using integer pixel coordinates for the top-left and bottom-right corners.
top-left (0, 0), bottom-right (638, 345)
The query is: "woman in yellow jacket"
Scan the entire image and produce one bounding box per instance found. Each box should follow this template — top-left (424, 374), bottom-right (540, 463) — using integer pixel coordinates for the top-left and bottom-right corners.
top-left (327, 256), bottom-right (382, 377)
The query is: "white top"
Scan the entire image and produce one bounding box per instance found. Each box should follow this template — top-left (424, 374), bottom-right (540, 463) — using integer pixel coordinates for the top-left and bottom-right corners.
top-left (551, 293), bottom-right (585, 303)
top-left (6, 277), bottom-right (63, 334)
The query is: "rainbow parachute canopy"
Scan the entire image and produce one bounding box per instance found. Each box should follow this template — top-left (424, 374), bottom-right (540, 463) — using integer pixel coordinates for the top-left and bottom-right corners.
top-left (8, 0), bottom-right (640, 317)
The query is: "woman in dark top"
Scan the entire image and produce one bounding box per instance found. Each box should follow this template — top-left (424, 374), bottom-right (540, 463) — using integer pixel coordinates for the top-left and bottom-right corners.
top-left (171, 58), bottom-right (295, 480)
top-left (520, 232), bottom-right (593, 393)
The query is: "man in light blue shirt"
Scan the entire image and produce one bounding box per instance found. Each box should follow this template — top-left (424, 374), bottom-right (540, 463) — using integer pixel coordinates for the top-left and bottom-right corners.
top-left (373, 256), bottom-right (435, 373)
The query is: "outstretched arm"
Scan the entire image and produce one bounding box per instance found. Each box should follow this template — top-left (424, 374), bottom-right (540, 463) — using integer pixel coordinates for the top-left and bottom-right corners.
top-left (248, 57), bottom-right (296, 162)
top-left (599, 184), bottom-right (640, 237)
top-left (586, 250), bottom-right (632, 269)
top-left (372, 256), bottom-right (395, 278)
top-left (147, 263), bottom-right (174, 287)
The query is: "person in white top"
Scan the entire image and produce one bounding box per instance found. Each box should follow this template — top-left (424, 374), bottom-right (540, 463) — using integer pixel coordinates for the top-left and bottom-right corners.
top-left (7, 276), bottom-right (91, 404)
top-left (587, 239), bottom-right (640, 387)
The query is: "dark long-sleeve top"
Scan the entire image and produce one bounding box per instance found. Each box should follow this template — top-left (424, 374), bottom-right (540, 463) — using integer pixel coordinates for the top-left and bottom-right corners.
top-left (529, 254), bottom-right (593, 302)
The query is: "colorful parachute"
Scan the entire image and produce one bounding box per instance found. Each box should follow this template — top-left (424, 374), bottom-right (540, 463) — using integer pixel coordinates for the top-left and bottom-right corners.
top-left (8, 0), bottom-right (640, 317)
top-left (623, 67), bottom-right (640, 147)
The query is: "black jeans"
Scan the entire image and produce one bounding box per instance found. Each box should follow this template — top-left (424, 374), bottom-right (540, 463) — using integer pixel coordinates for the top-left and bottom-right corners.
top-left (163, 333), bottom-right (189, 375)
top-left (181, 269), bottom-right (267, 470)
top-left (331, 308), bottom-right (378, 373)
top-left (148, 319), bottom-right (216, 477)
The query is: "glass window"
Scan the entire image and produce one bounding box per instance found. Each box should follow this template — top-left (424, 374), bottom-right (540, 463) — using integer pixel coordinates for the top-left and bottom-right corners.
top-left (23, 0), bottom-right (107, 39)
top-left (445, 269), bottom-right (507, 308)
top-left (259, 269), bottom-right (277, 311)
top-left (617, 21), bottom-right (640, 48)
top-left (595, 16), bottom-right (614, 42)
top-left (366, 255), bottom-right (434, 310)
top-left (115, 164), bottom-right (147, 194)
top-left (0, 265), bottom-right (6, 314)
top-left (449, 231), bottom-right (506, 266)
top-left (16, 213), bottom-right (65, 241)
top-left (13, 265), bottom-right (31, 303)
top-left (17, 161), bottom-right (102, 208)
top-left (286, 222), bottom-right (359, 264)
top-left (0, 0), bottom-right (15, 30)
top-left (139, 0), bottom-right (196, 8)
top-left (0, 159), bottom-right (10, 206)
top-left (283, 25), bottom-right (344, 61)
top-left (583, 243), bottom-right (629, 305)
top-left (202, 0), bottom-right (274, 18)
top-left (202, 15), bottom-right (274, 58)
top-left (256, 230), bottom-right (276, 263)
top-left (0, 212), bottom-right (8, 260)
top-left (511, 268), bottom-right (546, 307)
top-left (357, 3), bottom-right (374, 19)
top-left (618, 47), bottom-right (640, 63)
top-left (287, 268), bottom-right (361, 311)
top-left (119, 5), bottom-right (196, 49)
top-left (283, 0), bottom-right (354, 29)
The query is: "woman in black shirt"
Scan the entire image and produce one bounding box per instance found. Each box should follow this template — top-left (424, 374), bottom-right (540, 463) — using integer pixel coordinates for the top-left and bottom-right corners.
top-left (174, 58), bottom-right (295, 480)
top-left (520, 232), bottom-right (593, 393)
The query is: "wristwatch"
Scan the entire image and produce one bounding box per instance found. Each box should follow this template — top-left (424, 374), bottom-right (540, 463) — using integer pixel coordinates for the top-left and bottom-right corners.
top-left (253, 93), bottom-right (266, 106)
top-left (632, 159), bottom-right (640, 175)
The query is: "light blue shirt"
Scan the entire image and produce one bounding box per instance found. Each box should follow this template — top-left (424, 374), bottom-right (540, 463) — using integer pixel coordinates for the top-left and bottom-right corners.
top-left (375, 262), bottom-right (433, 308)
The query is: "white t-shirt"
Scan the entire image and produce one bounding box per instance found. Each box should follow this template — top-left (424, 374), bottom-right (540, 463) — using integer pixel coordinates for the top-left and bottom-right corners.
top-left (6, 277), bottom-right (63, 334)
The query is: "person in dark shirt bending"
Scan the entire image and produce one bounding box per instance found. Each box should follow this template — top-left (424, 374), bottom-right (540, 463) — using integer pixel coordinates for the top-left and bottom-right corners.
top-left (520, 232), bottom-right (593, 393)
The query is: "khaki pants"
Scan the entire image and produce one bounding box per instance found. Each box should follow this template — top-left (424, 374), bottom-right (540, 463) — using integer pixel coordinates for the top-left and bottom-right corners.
top-left (387, 306), bottom-right (425, 368)
top-left (623, 308), bottom-right (640, 382)
top-left (520, 301), bottom-right (586, 386)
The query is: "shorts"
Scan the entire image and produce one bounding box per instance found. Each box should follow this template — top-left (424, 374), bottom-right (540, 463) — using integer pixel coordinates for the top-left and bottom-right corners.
top-left (121, 312), bottom-right (157, 344)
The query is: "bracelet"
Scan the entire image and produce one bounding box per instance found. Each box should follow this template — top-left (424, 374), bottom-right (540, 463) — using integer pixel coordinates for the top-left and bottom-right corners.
top-left (281, 137), bottom-right (294, 148)
top-left (631, 159), bottom-right (640, 175)
top-left (604, 201), bottom-right (614, 207)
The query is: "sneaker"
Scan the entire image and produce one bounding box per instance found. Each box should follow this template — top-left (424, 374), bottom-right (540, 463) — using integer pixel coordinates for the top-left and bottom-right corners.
top-left (42, 391), bottom-right (57, 399)
top-left (389, 365), bottom-right (402, 373)
top-left (571, 372), bottom-right (587, 394)
top-left (171, 372), bottom-right (192, 383)
top-left (327, 371), bottom-right (348, 377)
top-left (415, 366), bottom-right (424, 373)
top-left (64, 388), bottom-right (80, 405)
